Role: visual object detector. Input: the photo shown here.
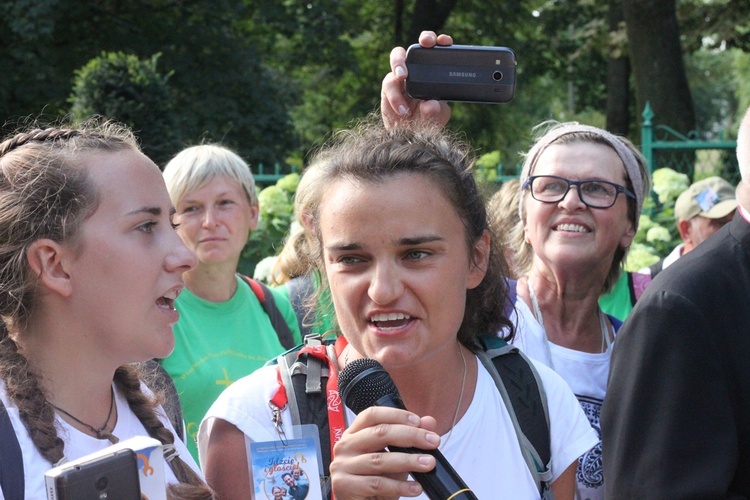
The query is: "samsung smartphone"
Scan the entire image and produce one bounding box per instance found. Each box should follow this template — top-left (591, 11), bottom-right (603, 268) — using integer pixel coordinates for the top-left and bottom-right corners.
top-left (405, 44), bottom-right (517, 103)
top-left (47, 448), bottom-right (141, 500)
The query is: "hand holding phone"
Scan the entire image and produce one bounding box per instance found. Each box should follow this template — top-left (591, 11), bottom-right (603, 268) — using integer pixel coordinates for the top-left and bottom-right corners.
top-left (405, 44), bottom-right (517, 104)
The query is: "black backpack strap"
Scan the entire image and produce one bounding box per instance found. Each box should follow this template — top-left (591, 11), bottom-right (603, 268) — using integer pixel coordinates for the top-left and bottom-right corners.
top-left (141, 359), bottom-right (185, 442)
top-left (285, 275), bottom-right (316, 339)
top-left (626, 271), bottom-right (637, 306)
top-left (241, 276), bottom-right (297, 350)
top-left (272, 335), bottom-right (334, 499)
top-left (475, 334), bottom-right (552, 496)
top-left (273, 333), bottom-right (552, 498)
top-left (0, 397), bottom-right (24, 499)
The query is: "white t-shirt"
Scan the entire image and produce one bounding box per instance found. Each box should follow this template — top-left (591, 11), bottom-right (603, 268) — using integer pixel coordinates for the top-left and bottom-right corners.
top-left (0, 381), bottom-right (201, 500)
top-left (509, 298), bottom-right (613, 500)
top-left (199, 355), bottom-right (597, 499)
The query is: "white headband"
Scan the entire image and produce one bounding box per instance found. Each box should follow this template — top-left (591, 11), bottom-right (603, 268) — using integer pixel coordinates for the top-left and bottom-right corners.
top-left (519, 123), bottom-right (645, 229)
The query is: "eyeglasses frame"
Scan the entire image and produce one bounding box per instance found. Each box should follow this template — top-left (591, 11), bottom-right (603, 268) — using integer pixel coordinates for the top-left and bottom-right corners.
top-left (522, 174), bottom-right (637, 209)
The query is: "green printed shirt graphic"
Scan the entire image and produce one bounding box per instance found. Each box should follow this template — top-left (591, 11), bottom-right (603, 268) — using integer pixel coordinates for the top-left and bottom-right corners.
top-left (161, 276), bottom-right (301, 463)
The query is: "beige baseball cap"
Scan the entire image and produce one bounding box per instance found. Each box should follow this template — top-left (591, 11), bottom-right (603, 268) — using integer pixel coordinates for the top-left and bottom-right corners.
top-left (674, 176), bottom-right (738, 221)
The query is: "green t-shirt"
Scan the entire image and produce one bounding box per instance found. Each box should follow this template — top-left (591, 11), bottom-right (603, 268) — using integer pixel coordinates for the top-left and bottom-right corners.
top-left (598, 271), bottom-right (633, 322)
top-left (161, 275), bottom-right (302, 463)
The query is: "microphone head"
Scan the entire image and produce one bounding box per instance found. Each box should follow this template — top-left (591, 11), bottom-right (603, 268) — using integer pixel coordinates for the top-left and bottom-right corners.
top-left (338, 358), bottom-right (401, 414)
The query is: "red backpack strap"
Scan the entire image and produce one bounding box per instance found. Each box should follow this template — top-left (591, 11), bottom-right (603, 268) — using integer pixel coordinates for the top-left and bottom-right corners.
top-left (240, 275), bottom-right (297, 350)
top-left (243, 275), bottom-right (267, 302)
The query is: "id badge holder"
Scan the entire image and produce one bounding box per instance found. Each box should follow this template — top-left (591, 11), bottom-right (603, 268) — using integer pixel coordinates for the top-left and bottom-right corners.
top-left (247, 424), bottom-right (324, 499)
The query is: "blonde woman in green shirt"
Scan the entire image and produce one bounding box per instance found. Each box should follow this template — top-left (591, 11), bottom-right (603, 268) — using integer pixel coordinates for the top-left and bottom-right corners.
top-left (161, 144), bottom-right (301, 462)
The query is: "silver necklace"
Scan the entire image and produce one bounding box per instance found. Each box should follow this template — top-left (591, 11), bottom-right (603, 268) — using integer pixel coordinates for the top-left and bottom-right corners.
top-left (442, 344), bottom-right (467, 446)
top-left (527, 282), bottom-right (611, 371)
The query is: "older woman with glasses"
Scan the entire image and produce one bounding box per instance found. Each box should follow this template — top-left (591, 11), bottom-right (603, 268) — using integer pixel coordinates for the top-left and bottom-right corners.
top-left (507, 122), bottom-right (650, 499)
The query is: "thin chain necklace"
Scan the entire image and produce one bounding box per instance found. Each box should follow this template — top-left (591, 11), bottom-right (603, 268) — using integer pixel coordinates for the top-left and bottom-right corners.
top-left (442, 343), bottom-right (467, 446)
top-left (527, 282), bottom-right (611, 372)
top-left (50, 387), bottom-right (119, 444)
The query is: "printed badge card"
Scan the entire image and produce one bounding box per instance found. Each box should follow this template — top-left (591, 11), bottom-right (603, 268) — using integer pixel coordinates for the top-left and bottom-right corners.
top-left (249, 437), bottom-right (322, 500)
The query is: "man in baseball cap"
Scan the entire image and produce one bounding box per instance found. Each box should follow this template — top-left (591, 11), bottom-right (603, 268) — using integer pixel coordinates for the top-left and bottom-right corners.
top-left (639, 176), bottom-right (737, 278)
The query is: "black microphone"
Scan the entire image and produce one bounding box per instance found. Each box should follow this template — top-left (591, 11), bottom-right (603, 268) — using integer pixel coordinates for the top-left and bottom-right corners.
top-left (338, 358), bottom-right (478, 500)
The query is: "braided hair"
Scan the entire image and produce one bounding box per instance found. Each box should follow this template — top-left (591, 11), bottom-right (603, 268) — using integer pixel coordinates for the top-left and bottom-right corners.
top-left (0, 120), bottom-right (214, 499)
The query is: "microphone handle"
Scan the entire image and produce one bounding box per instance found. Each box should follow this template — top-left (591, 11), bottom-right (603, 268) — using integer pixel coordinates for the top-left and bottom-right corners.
top-left (388, 445), bottom-right (478, 500)
top-left (371, 394), bottom-right (478, 500)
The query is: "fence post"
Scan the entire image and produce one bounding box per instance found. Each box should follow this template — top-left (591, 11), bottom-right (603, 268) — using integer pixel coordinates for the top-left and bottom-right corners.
top-left (641, 101), bottom-right (654, 174)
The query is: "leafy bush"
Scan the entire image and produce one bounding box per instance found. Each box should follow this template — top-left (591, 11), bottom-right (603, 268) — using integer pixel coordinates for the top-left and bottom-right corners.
top-left (68, 51), bottom-right (179, 165)
top-left (475, 150), bottom-right (501, 184)
top-left (239, 173), bottom-right (300, 276)
top-left (626, 243), bottom-right (662, 271)
top-left (651, 167), bottom-right (690, 204)
top-left (624, 167), bottom-right (687, 271)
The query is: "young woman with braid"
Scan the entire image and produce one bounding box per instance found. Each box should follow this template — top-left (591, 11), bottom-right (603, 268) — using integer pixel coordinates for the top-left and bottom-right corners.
top-left (0, 120), bottom-right (214, 499)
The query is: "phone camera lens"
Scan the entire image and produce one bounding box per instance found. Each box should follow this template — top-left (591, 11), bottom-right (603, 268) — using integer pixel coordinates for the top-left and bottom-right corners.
top-left (492, 71), bottom-right (503, 82)
top-left (95, 476), bottom-right (109, 491)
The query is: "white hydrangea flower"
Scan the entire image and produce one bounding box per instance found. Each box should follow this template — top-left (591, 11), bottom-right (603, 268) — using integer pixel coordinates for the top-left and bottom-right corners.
top-left (646, 226), bottom-right (672, 243)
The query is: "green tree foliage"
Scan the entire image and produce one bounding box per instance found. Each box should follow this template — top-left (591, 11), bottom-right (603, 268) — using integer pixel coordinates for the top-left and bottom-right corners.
top-left (246, 1), bottom-right (391, 156)
top-left (732, 50), bottom-right (750, 126)
top-left (678, 0), bottom-right (750, 53)
top-left (2, 0), bottom-right (747, 178)
top-left (0, 0), bottom-right (70, 121)
top-left (684, 47), bottom-right (744, 139)
top-left (69, 52), bottom-right (179, 165)
top-left (246, 0), bottom-right (602, 165)
top-left (0, 0), bottom-right (296, 167)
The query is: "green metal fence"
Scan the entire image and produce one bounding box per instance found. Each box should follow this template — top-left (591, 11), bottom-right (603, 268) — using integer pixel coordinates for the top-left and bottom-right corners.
top-left (251, 163), bottom-right (298, 187)
top-left (641, 102), bottom-right (738, 183)
top-left (255, 104), bottom-right (739, 189)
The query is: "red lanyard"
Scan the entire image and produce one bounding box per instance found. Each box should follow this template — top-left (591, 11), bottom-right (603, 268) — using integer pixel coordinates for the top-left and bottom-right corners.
top-left (299, 336), bottom-right (348, 459)
top-left (270, 336), bottom-right (349, 469)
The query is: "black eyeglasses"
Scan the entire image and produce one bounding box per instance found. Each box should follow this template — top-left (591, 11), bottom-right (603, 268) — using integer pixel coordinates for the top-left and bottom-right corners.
top-left (522, 175), bottom-right (636, 209)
